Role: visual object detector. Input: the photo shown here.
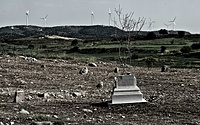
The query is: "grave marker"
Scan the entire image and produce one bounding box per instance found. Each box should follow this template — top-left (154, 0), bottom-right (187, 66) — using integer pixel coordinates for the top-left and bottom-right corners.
top-left (110, 75), bottom-right (147, 104)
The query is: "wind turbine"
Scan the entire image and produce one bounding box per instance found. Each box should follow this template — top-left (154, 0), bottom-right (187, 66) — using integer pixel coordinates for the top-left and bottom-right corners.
top-left (91, 11), bottom-right (94, 25)
top-left (108, 8), bottom-right (111, 26)
top-left (169, 17), bottom-right (176, 30)
top-left (25, 10), bottom-right (29, 26)
top-left (147, 18), bottom-right (156, 30)
top-left (41, 15), bottom-right (48, 27)
top-left (164, 23), bottom-right (171, 29)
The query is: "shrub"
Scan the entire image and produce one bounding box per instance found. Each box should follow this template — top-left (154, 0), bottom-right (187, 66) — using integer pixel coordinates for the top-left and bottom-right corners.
top-left (191, 42), bottom-right (200, 50)
top-left (144, 57), bottom-right (157, 69)
top-left (180, 46), bottom-right (191, 53)
top-left (28, 44), bottom-right (34, 49)
top-left (68, 46), bottom-right (79, 53)
top-left (178, 31), bottom-right (185, 38)
top-left (71, 39), bottom-right (78, 46)
top-left (146, 32), bottom-right (156, 40)
top-left (159, 29), bottom-right (168, 35)
top-left (170, 39), bottom-right (174, 44)
top-left (160, 46), bottom-right (167, 53)
top-left (40, 45), bottom-right (47, 49)
top-left (131, 52), bottom-right (139, 59)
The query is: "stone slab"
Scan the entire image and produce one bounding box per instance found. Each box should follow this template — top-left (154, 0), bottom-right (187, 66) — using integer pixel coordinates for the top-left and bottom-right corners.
top-left (110, 75), bottom-right (147, 104)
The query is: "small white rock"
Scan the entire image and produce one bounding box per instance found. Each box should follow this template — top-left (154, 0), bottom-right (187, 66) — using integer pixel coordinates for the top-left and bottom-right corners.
top-left (19, 109), bottom-right (29, 114)
top-left (53, 115), bottom-right (58, 118)
top-left (88, 63), bottom-right (97, 67)
top-left (72, 92), bottom-right (82, 97)
top-left (121, 115), bottom-right (125, 118)
top-left (79, 66), bottom-right (89, 75)
top-left (82, 109), bottom-right (93, 113)
top-left (10, 122), bottom-right (14, 125)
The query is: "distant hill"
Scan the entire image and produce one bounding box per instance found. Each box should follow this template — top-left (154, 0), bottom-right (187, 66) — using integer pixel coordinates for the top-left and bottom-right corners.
top-left (0, 25), bottom-right (191, 40)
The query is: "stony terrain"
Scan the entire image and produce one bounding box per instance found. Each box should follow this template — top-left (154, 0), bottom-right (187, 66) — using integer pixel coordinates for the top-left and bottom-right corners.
top-left (0, 55), bottom-right (199, 125)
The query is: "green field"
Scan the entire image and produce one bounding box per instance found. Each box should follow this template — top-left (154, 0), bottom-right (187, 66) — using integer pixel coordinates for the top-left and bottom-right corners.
top-left (1, 36), bottom-right (200, 68)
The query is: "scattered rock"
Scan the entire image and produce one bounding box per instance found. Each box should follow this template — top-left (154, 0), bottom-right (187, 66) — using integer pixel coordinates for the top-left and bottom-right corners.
top-left (14, 90), bottom-right (24, 103)
top-left (41, 64), bottom-right (46, 68)
top-left (121, 115), bottom-right (125, 118)
top-left (19, 56), bottom-right (38, 62)
top-left (19, 109), bottom-right (30, 114)
top-left (82, 109), bottom-right (93, 113)
top-left (53, 115), bottom-right (58, 118)
top-left (88, 63), bottom-right (97, 67)
top-left (26, 95), bottom-right (33, 101)
top-left (96, 81), bottom-right (103, 89)
top-left (72, 92), bottom-right (82, 97)
top-left (57, 94), bottom-right (64, 98)
top-left (10, 122), bottom-right (14, 125)
top-left (161, 65), bottom-right (169, 72)
top-left (79, 66), bottom-right (88, 75)
top-left (37, 93), bottom-right (49, 98)
top-left (114, 67), bottom-right (120, 73)
top-left (30, 121), bottom-right (53, 125)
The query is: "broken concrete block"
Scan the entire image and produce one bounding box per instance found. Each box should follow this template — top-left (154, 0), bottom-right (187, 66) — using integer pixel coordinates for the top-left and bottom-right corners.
top-left (14, 90), bottom-right (24, 103)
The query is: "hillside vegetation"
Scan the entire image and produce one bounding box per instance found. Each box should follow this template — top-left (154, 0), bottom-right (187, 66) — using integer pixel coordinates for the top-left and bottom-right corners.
top-left (0, 25), bottom-right (200, 68)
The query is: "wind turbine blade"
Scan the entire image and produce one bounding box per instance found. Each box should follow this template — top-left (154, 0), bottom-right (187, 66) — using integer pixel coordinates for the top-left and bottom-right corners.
top-left (45, 15), bottom-right (48, 19)
top-left (149, 18), bottom-right (152, 21)
top-left (173, 17), bottom-right (176, 22)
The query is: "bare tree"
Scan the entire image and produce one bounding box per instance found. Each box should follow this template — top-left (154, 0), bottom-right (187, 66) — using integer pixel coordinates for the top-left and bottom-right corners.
top-left (113, 5), bottom-right (146, 72)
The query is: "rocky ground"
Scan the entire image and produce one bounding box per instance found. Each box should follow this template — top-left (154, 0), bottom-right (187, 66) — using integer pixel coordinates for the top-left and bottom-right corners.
top-left (0, 55), bottom-right (199, 125)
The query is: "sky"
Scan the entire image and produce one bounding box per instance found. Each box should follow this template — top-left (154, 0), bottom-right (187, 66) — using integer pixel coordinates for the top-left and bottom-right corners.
top-left (0, 0), bottom-right (200, 33)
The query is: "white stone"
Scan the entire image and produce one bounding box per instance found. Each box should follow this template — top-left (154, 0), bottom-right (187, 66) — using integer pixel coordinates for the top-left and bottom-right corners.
top-left (53, 115), bottom-right (58, 118)
top-left (72, 92), bottom-right (82, 97)
top-left (110, 75), bottom-right (147, 104)
top-left (88, 63), bottom-right (97, 67)
top-left (79, 66), bottom-right (88, 74)
top-left (32, 121), bottom-right (53, 125)
top-left (82, 109), bottom-right (93, 113)
top-left (19, 109), bottom-right (30, 114)
top-left (10, 122), bottom-right (14, 125)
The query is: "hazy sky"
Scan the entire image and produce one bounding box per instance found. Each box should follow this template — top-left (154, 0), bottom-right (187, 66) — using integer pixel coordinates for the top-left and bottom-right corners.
top-left (0, 0), bottom-right (200, 33)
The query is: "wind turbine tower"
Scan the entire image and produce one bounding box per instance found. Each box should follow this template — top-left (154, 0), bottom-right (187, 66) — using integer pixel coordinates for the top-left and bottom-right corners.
top-left (169, 17), bottom-right (176, 30)
top-left (41, 15), bottom-right (48, 27)
top-left (91, 11), bottom-right (94, 25)
top-left (108, 8), bottom-right (111, 26)
top-left (164, 23), bottom-right (171, 29)
top-left (26, 10), bottom-right (29, 26)
top-left (113, 17), bottom-right (117, 27)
